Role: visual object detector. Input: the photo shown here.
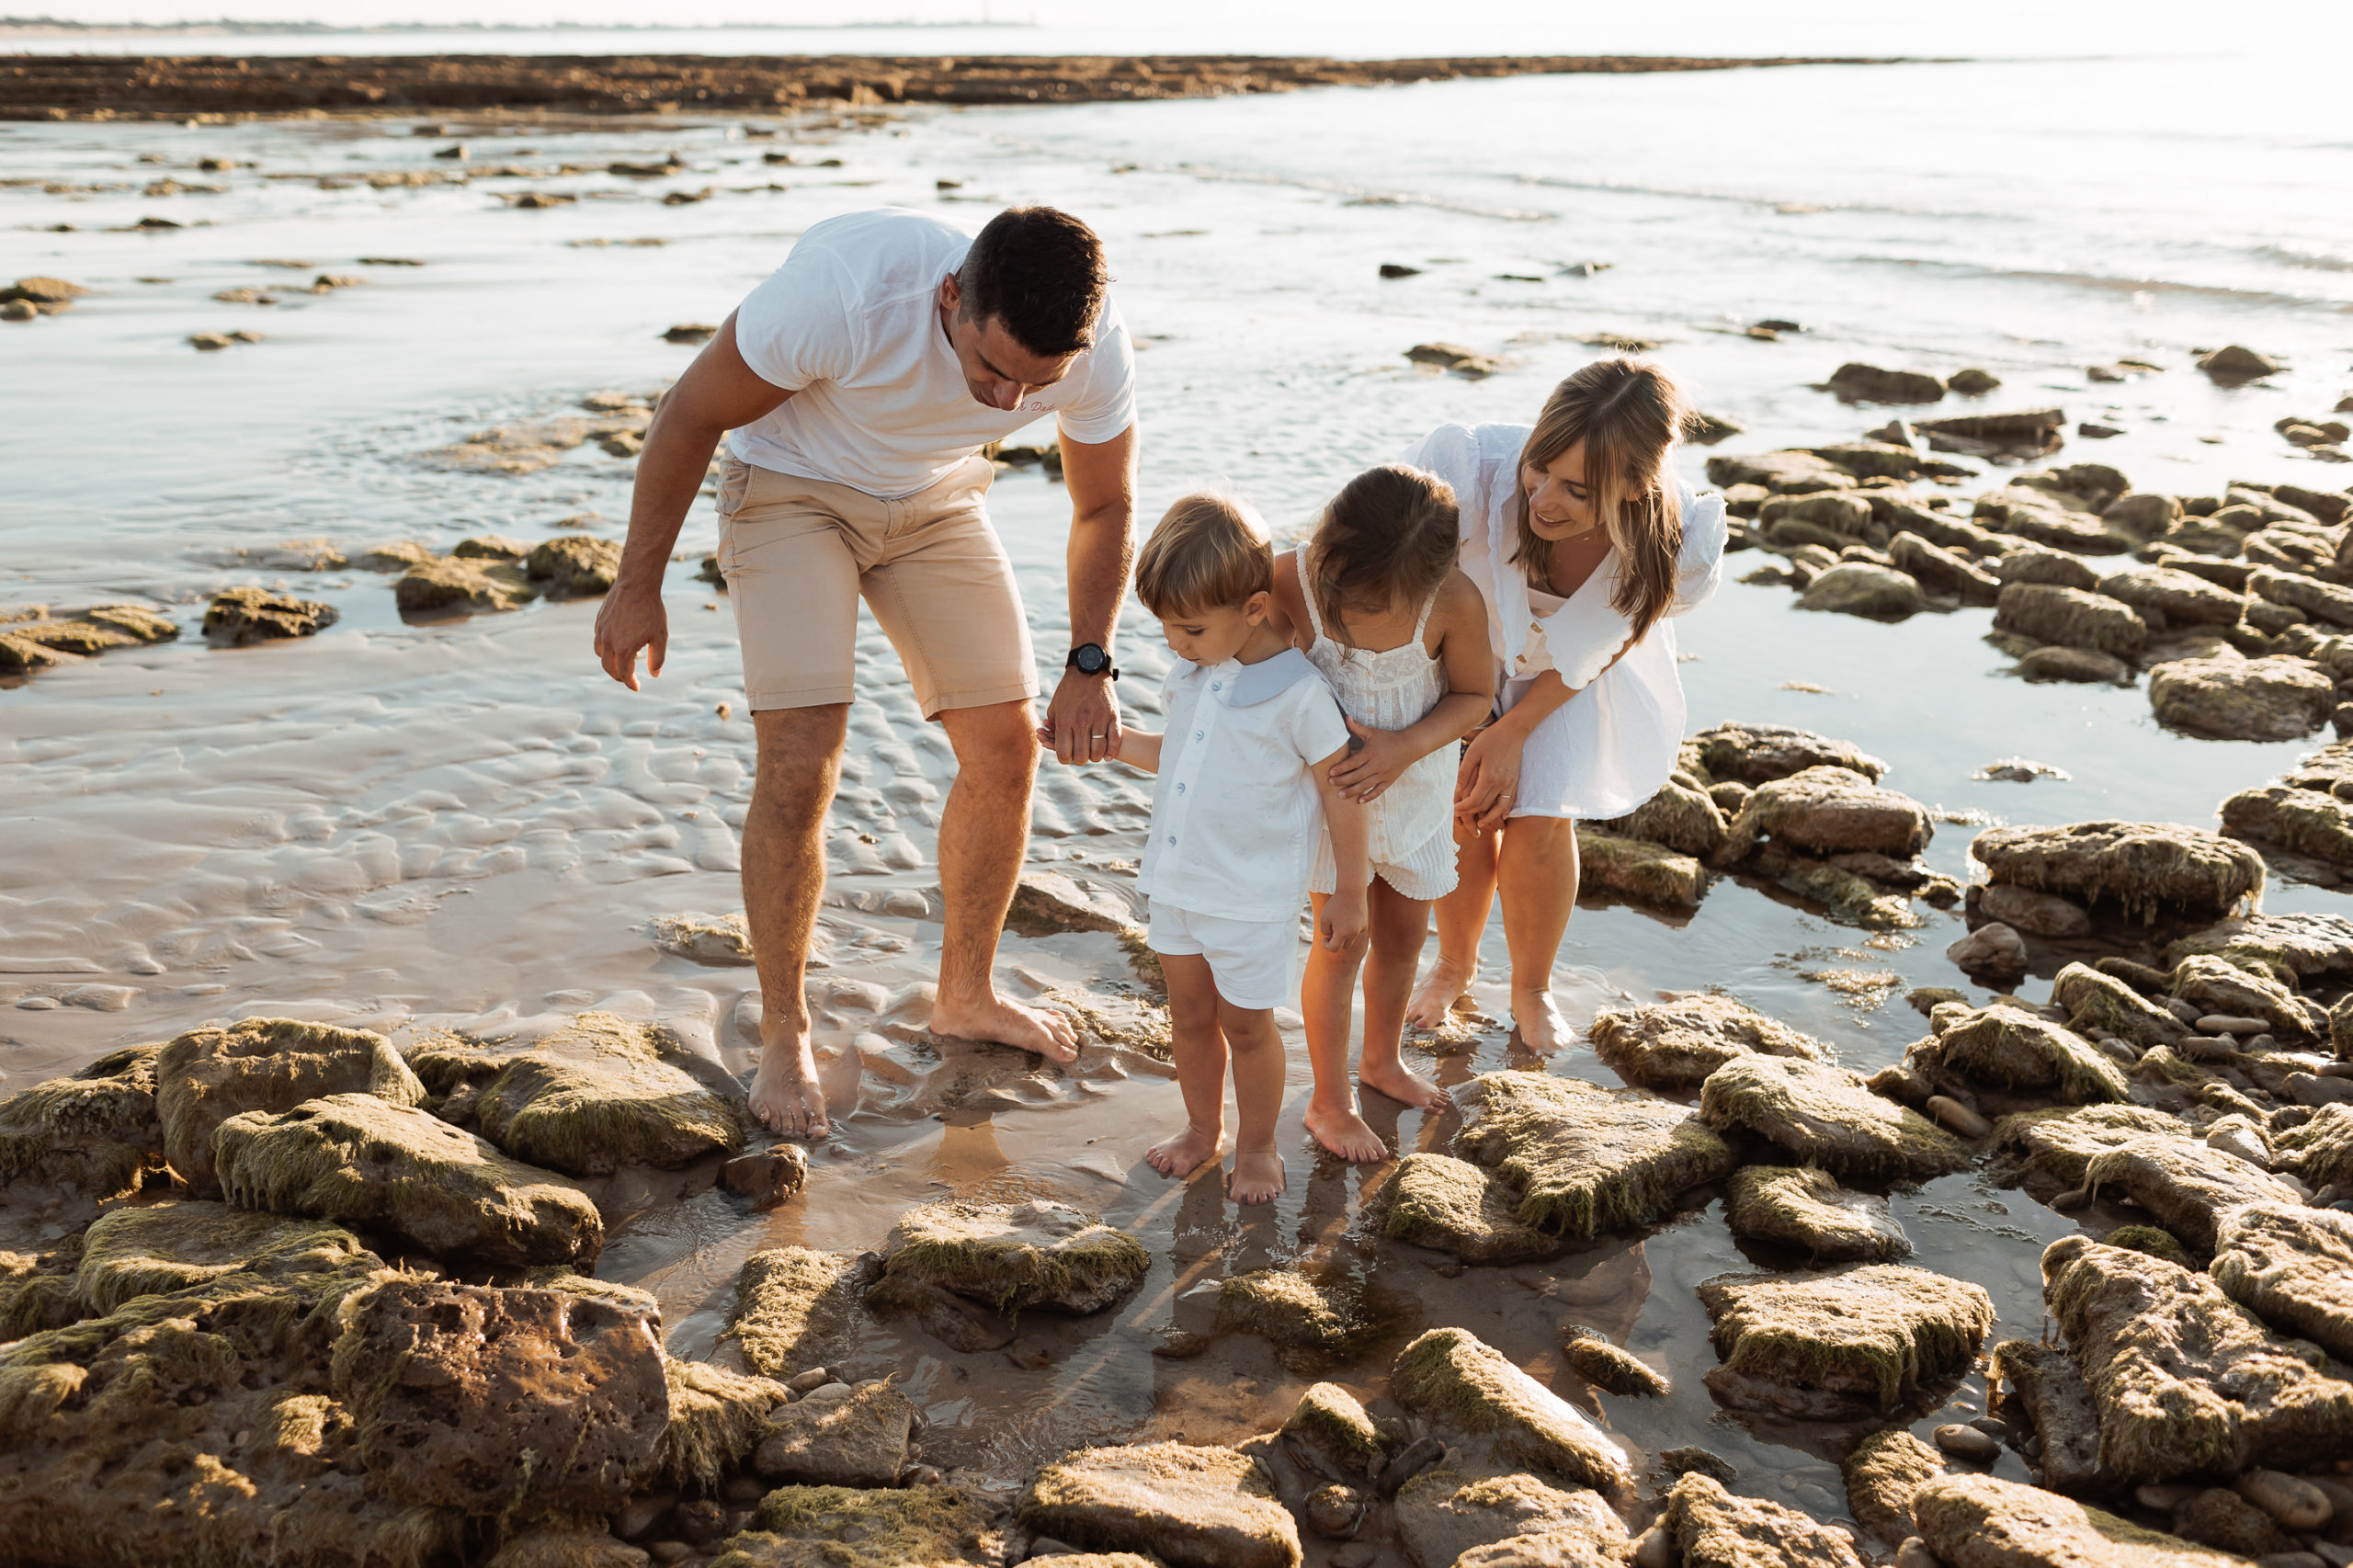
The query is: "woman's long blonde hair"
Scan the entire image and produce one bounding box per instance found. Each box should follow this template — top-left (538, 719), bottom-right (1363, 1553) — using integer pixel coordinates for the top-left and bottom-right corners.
top-left (1513, 358), bottom-right (1690, 643)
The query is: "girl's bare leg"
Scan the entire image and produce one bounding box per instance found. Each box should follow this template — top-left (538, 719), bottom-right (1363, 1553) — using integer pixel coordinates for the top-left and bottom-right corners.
top-left (1358, 880), bottom-right (1449, 1110)
top-left (1406, 820), bottom-right (1498, 1027)
top-left (1217, 993), bottom-right (1288, 1204)
top-left (1301, 892), bottom-right (1387, 1163)
top-left (1145, 953), bottom-right (1228, 1177)
top-left (1495, 815), bottom-right (1579, 1053)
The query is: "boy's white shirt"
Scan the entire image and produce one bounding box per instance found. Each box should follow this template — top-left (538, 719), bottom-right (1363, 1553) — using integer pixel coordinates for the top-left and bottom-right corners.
top-left (1135, 648), bottom-right (1353, 924)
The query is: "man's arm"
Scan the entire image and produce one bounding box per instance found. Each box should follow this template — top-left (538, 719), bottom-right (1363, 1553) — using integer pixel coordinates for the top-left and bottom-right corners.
top-left (592, 311), bottom-right (795, 690)
top-left (1044, 422), bottom-right (1138, 764)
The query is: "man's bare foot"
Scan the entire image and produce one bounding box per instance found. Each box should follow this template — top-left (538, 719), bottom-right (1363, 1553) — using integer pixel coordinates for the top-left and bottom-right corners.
top-left (1146, 1121), bottom-right (1224, 1178)
top-left (1358, 1059), bottom-right (1452, 1113)
top-left (930, 991), bottom-right (1080, 1063)
top-left (1512, 988), bottom-right (1573, 1055)
top-left (1405, 956), bottom-right (1474, 1030)
top-left (1303, 1101), bottom-right (1391, 1163)
top-left (1227, 1151), bottom-right (1286, 1205)
top-left (749, 1029), bottom-right (830, 1138)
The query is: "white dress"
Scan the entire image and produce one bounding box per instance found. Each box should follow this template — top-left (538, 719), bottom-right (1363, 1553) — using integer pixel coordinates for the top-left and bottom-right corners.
top-left (1402, 422), bottom-right (1727, 821)
top-left (1296, 552), bottom-right (1461, 901)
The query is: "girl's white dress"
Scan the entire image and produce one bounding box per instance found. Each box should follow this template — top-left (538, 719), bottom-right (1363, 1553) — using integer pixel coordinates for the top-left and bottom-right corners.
top-left (1403, 422), bottom-right (1727, 821)
top-left (1299, 551), bottom-right (1461, 900)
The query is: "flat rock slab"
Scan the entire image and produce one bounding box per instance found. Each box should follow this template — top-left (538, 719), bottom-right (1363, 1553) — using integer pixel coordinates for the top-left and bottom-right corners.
top-left (0, 1040), bottom-right (165, 1201)
top-left (1699, 1055), bottom-right (1969, 1181)
top-left (1382, 1152), bottom-right (1562, 1263)
top-left (728, 1246), bottom-right (868, 1379)
top-left (1970, 820), bottom-right (2265, 922)
top-left (75, 1198), bottom-right (377, 1314)
top-left (1393, 1469), bottom-right (1625, 1568)
top-left (335, 1278), bottom-right (669, 1517)
top-left (1572, 826), bottom-right (1706, 910)
top-left (1724, 1165), bottom-right (1911, 1261)
top-left (1716, 765), bottom-right (1932, 862)
top-left (214, 1091), bottom-right (604, 1267)
top-left (1017, 1442), bottom-right (1302, 1568)
top-left (1690, 722), bottom-right (1887, 784)
top-left (2050, 962), bottom-right (2192, 1051)
top-left (2152, 655), bottom-right (2334, 741)
top-left (2081, 1134), bottom-right (2301, 1252)
top-left (1911, 1003), bottom-right (2129, 1105)
top-left (648, 911), bottom-right (756, 965)
top-left (870, 1199), bottom-right (1148, 1319)
top-left (1588, 994), bottom-right (1828, 1091)
top-left (2042, 1234), bottom-right (2353, 1480)
top-left (2168, 954), bottom-right (2314, 1043)
top-left (1390, 1326), bottom-right (1634, 1497)
top-left (408, 1011), bottom-right (745, 1176)
top-left (1450, 1071), bottom-right (1735, 1242)
top-left (1989, 1338), bottom-right (2105, 1494)
top-left (155, 1017), bottom-right (425, 1196)
top-left (1216, 1267), bottom-right (1401, 1371)
top-left (711, 1483), bottom-right (1004, 1568)
top-left (1840, 1427), bottom-right (1944, 1548)
top-left (753, 1381), bottom-right (915, 1488)
top-left (1698, 1264), bottom-right (1994, 1418)
top-left (1914, 1472), bottom-right (2247, 1568)
top-left (1661, 1472), bottom-right (1866, 1568)
top-left (2211, 1200), bottom-right (2353, 1362)
top-left (2165, 911), bottom-right (2353, 981)
top-left (1990, 1102), bottom-right (2188, 1187)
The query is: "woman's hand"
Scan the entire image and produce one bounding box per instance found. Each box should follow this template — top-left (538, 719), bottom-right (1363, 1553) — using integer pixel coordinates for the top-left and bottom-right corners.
top-left (1455, 722), bottom-right (1527, 833)
top-left (1327, 718), bottom-right (1419, 802)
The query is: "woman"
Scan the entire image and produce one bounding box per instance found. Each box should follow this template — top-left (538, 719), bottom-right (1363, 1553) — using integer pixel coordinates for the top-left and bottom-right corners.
top-left (1395, 358), bottom-right (1727, 1051)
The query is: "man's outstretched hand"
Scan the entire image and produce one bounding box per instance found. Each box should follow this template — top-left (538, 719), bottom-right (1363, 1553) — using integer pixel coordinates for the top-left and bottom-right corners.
top-left (1041, 669), bottom-right (1121, 764)
top-left (593, 582), bottom-right (668, 691)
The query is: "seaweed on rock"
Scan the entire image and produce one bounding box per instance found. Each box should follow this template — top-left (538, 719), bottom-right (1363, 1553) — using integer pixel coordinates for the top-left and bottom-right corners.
top-left (1723, 1165), bottom-right (1911, 1261)
top-left (1587, 994), bottom-right (1829, 1091)
top-left (75, 1199), bottom-right (378, 1314)
top-left (646, 1358), bottom-right (797, 1494)
top-left (0, 1042), bottom-right (167, 1202)
top-left (1216, 1267), bottom-right (1407, 1371)
top-left (1017, 1442), bottom-right (1302, 1568)
top-left (712, 1483), bottom-right (1005, 1568)
top-left (1660, 1471), bottom-right (1866, 1568)
top-left (1698, 1055), bottom-right (1969, 1181)
top-left (1970, 821), bottom-right (2265, 923)
top-left (1380, 1152), bottom-right (1563, 1263)
top-left (1279, 1381), bottom-right (1387, 1481)
top-left (1839, 1427), bottom-right (1944, 1548)
top-left (726, 1247), bottom-right (866, 1379)
top-left (1451, 1071), bottom-right (1735, 1240)
top-left (870, 1199), bottom-right (1148, 1320)
top-left (1911, 1003), bottom-right (2131, 1104)
top-left (2210, 1199), bottom-right (2353, 1361)
top-left (156, 1017), bottom-right (426, 1197)
top-left (1390, 1326), bottom-right (1635, 1497)
top-left (1698, 1264), bottom-right (1992, 1418)
top-left (1392, 1469), bottom-right (1627, 1568)
top-left (1913, 1471), bottom-right (2252, 1568)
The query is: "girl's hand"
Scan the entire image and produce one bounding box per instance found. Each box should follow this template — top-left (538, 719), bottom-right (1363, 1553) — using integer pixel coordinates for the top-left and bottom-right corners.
top-left (1455, 723), bottom-right (1527, 833)
top-left (1319, 886), bottom-right (1370, 952)
top-left (1327, 718), bottom-right (1418, 802)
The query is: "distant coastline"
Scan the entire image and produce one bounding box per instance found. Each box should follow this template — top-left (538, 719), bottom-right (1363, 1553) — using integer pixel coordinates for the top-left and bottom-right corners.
top-left (0, 16), bottom-right (1038, 35)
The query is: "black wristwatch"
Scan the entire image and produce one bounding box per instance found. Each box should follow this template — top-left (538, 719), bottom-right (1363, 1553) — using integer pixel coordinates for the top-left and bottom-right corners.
top-left (1065, 642), bottom-right (1119, 680)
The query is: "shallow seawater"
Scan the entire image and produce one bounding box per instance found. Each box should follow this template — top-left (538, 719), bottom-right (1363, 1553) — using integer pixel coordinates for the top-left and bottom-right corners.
top-left (4, 55), bottom-right (2353, 1539)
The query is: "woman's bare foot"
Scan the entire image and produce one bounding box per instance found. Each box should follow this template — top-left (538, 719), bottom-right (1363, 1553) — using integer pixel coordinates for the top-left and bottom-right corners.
top-left (1358, 1059), bottom-right (1452, 1113)
top-left (1227, 1151), bottom-right (1286, 1205)
top-left (1405, 955), bottom-right (1474, 1030)
top-left (749, 1028), bottom-right (830, 1138)
top-left (1147, 1121), bottom-right (1225, 1178)
top-left (1512, 988), bottom-right (1573, 1055)
top-left (1303, 1100), bottom-right (1391, 1163)
top-left (931, 991), bottom-right (1081, 1063)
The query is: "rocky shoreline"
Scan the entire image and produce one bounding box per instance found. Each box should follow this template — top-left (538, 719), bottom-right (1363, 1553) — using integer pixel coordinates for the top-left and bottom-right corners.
top-left (0, 51), bottom-right (1921, 122)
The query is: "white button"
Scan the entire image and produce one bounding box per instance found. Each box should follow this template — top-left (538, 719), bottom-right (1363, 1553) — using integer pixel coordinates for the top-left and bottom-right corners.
top-left (1165, 835), bottom-right (1176, 845)
top-left (1176, 782), bottom-right (1186, 793)
top-left (1194, 730), bottom-right (1204, 741)
top-left (1211, 681), bottom-right (1222, 691)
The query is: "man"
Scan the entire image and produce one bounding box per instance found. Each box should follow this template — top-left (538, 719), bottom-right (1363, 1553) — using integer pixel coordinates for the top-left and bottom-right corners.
top-left (594, 206), bottom-right (1137, 1138)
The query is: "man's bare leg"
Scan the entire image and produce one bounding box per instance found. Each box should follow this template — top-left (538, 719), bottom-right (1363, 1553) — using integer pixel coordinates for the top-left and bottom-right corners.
top-left (1358, 880), bottom-right (1449, 1111)
top-left (1147, 952), bottom-right (1227, 1178)
top-left (928, 698), bottom-right (1079, 1061)
top-left (1406, 821), bottom-right (1496, 1028)
top-left (1496, 815), bottom-right (1579, 1054)
top-left (744, 704), bottom-right (849, 1137)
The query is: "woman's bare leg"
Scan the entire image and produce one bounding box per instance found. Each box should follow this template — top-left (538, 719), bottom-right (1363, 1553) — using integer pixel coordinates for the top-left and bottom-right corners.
top-left (1301, 892), bottom-right (1386, 1162)
top-left (1358, 881), bottom-right (1449, 1110)
top-left (1495, 814), bottom-right (1580, 1053)
top-left (1406, 821), bottom-right (1498, 1027)
top-left (1218, 994), bottom-right (1288, 1205)
top-left (1146, 953), bottom-right (1228, 1178)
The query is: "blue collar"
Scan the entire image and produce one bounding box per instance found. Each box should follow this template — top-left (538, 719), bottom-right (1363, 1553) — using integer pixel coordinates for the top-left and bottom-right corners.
top-left (1225, 647), bottom-right (1319, 707)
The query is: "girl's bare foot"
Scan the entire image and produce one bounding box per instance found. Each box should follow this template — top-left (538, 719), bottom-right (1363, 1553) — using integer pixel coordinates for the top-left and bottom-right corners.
top-left (1358, 1059), bottom-right (1452, 1114)
top-left (1303, 1101), bottom-right (1391, 1163)
top-left (1227, 1151), bottom-right (1286, 1205)
top-left (749, 1028), bottom-right (830, 1138)
top-left (1405, 956), bottom-right (1474, 1030)
top-left (1146, 1121), bottom-right (1224, 1178)
top-left (1513, 988), bottom-right (1573, 1055)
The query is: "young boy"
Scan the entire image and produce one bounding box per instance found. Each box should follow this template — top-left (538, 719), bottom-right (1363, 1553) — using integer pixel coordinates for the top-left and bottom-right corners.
top-left (1108, 493), bottom-right (1371, 1204)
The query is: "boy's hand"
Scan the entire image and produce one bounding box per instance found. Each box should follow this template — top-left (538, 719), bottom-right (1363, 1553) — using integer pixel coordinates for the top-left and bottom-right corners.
top-left (1319, 887), bottom-right (1370, 952)
top-left (1328, 718), bottom-right (1418, 802)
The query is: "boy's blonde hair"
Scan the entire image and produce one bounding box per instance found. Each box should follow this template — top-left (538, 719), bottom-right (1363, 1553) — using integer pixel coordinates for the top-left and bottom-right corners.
top-left (1135, 492), bottom-right (1274, 617)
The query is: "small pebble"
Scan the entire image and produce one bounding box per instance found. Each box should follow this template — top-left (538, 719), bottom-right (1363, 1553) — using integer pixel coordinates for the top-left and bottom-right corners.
top-left (1304, 1483), bottom-right (1365, 1540)
top-left (904, 1463), bottom-right (943, 1486)
top-left (1893, 1540), bottom-right (1943, 1568)
top-left (1926, 1094), bottom-right (1993, 1139)
top-left (2239, 1469), bottom-right (2335, 1530)
top-left (1934, 1423), bottom-right (2001, 1461)
top-left (2138, 1483), bottom-right (2204, 1512)
top-left (646, 1544), bottom-right (691, 1566)
top-left (787, 1367), bottom-right (832, 1392)
top-left (1633, 1527), bottom-right (1677, 1568)
top-left (1968, 1416), bottom-right (2011, 1441)
top-left (799, 1381), bottom-right (853, 1404)
top-left (2198, 1014), bottom-right (2269, 1035)
top-left (2099, 1040), bottom-right (2139, 1064)
top-left (2052, 1187), bottom-right (2091, 1211)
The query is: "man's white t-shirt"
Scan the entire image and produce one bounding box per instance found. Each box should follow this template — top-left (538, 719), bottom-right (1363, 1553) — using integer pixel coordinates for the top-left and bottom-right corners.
top-left (727, 208), bottom-right (1138, 500)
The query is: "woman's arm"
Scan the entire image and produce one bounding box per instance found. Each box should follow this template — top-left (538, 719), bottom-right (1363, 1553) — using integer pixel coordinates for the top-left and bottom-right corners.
top-left (1327, 574), bottom-right (1497, 801)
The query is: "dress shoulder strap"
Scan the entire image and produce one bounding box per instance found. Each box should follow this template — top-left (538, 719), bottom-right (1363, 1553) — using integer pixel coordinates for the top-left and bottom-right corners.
top-left (1294, 548), bottom-right (1329, 641)
top-left (1411, 582), bottom-right (1441, 648)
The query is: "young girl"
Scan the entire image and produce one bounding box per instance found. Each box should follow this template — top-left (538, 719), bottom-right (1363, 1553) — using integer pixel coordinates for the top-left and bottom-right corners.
top-left (1268, 464), bottom-right (1496, 1164)
top-left (1108, 492), bottom-right (1371, 1204)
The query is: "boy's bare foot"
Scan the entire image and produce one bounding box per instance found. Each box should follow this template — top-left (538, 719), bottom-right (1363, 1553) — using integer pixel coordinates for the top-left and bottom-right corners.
top-left (1405, 955), bottom-right (1474, 1029)
top-left (1146, 1121), bottom-right (1225, 1178)
top-left (750, 1027), bottom-right (830, 1138)
top-left (1303, 1101), bottom-right (1391, 1163)
top-left (1358, 1059), bottom-right (1452, 1114)
top-left (931, 991), bottom-right (1080, 1063)
top-left (1227, 1151), bottom-right (1286, 1205)
top-left (1512, 988), bottom-right (1573, 1055)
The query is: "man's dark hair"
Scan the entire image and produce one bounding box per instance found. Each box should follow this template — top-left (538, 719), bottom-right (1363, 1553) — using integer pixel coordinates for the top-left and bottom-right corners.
top-left (959, 206), bottom-right (1108, 358)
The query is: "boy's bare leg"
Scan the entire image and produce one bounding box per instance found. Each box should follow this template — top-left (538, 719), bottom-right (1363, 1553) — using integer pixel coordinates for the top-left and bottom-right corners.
top-left (1301, 892), bottom-right (1386, 1163)
top-left (1406, 821), bottom-right (1496, 1027)
top-left (1497, 815), bottom-right (1579, 1054)
top-left (1358, 881), bottom-right (1449, 1111)
top-left (1146, 953), bottom-right (1227, 1178)
top-left (1219, 993), bottom-right (1288, 1205)
top-left (745, 704), bottom-right (849, 1138)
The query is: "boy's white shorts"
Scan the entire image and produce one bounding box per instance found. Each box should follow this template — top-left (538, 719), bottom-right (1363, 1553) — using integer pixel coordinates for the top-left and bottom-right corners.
top-left (1146, 903), bottom-right (1302, 1012)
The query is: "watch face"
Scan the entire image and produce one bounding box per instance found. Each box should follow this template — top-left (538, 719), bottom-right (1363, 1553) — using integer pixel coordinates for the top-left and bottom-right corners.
top-left (1074, 644), bottom-right (1108, 674)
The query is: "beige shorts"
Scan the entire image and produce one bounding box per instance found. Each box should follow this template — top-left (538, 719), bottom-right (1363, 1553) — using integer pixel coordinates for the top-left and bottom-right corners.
top-left (713, 452), bottom-right (1039, 718)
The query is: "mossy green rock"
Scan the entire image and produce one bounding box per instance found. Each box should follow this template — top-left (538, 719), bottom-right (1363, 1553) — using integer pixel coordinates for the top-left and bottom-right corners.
top-left (1573, 825), bottom-right (1706, 909)
top-left (0, 1248), bottom-right (82, 1338)
top-left (1216, 1268), bottom-right (1403, 1371)
top-left (646, 1358), bottom-right (796, 1494)
top-left (2081, 1133), bottom-right (2300, 1252)
top-left (2041, 1234), bottom-right (2353, 1481)
top-left (2164, 911), bottom-right (2353, 983)
top-left (214, 1092), bottom-right (603, 1267)
top-left (1988, 1338), bottom-right (2105, 1494)
top-left (753, 1381), bottom-right (915, 1489)
top-left (2211, 1199), bottom-right (2353, 1362)
top-left (712, 1484), bottom-right (1003, 1568)
top-left (1559, 1328), bottom-right (1667, 1397)
top-left (1392, 1469), bottom-right (1626, 1568)
top-left (1698, 1264), bottom-right (1993, 1417)
top-left (1279, 1381), bottom-right (1386, 1481)
top-left (1724, 1165), bottom-right (1910, 1261)
top-left (2050, 962), bottom-right (2193, 1051)
top-left (2273, 1101), bottom-right (2353, 1189)
top-left (728, 1246), bottom-right (866, 1378)
top-left (1661, 1471), bottom-right (1866, 1568)
top-left (76, 1199), bottom-right (378, 1314)
top-left (1390, 1326), bottom-right (1634, 1498)
top-left (1989, 1102), bottom-right (2185, 1187)
top-left (393, 554), bottom-right (538, 614)
top-left (526, 534), bottom-right (622, 596)
top-left (1588, 994), bottom-right (1828, 1091)
top-left (482, 1526), bottom-right (648, 1568)
top-left (408, 1012), bottom-right (745, 1176)
top-left (1911, 1003), bottom-right (2129, 1104)
top-left (1839, 1427), bottom-right (1944, 1548)
top-left (1714, 764), bottom-right (1933, 862)
top-left (2169, 952), bottom-right (2316, 1043)
top-left (1970, 820), bottom-right (2263, 922)
top-left (1017, 1442), bottom-right (1302, 1568)
top-left (156, 1017), bottom-right (426, 1197)
top-left (1450, 1071), bottom-right (1734, 1241)
top-left (871, 1199), bottom-right (1146, 1319)
top-left (1699, 1054), bottom-right (1969, 1180)
top-left (1914, 1471), bottom-right (2252, 1567)
top-left (0, 1042), bottom-right (165, 1202)
top-left (1381, 1152), bottom-right (1560, 1263)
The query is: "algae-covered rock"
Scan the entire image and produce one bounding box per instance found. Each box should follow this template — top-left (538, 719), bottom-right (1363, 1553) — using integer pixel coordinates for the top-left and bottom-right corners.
top-left (754, 1381), bottom-right (915, 1489)
top-left (394, 554), bottom-right (539, 614)
top-left (482, 1527), bottom-right (647, 1568)
top-left (1280, 1381), bottom-right (1386, 1481)
top-left (1389, 1326), bottom-right (1633, 1497)
top-left (1798, 562), bottom-right (1927, 619)
top-left (1840, 1427), bottom-right (1944, 1548)
top-left (0, 1041), bottom-right (165, 1202)
top-left (2152, 655), bottom-right (2335, 741)
top-left (407, 1012), bottom-right (745, 1176)
top-left (1589, 994), bottom-right (1829, 1091)
top-left (1911, 1003), bottom-right (2130, 1104)
top-left (1971, 821), bottom-right (2264, 922)
top-left (204, 585), bottom-right (338, 642)
top-left (1915, 1472), bottom-right (2250, 1568)
top-left (1699, 1055), bottom-right (1970, 1180)
top-left (1560, 1327), bottom-right (1667, 1396)
top-left (710, 1484), bottom-right (1002, 1568)
top-left (2169, 953), bottom-right (2315, 1043)
top-left (869, 1199), bottom-right (1147, 1321)
top-left (2041, 1234), bottom-right (2353, 1481)
top-left (1572, 825), bottom-right (1706, 909)
top-left (215, 1092), bottom-right (603, 1267)
top-left (527, 534), bottom-right (622, 596)
top-left (1989, 1103), bottom-right (2187, 1187)
top-left (2171, 1487), bottom-right (2295, 1556)
top-left (2210, 1199), bottom-right (2353, 1361)
top-left (1715, 764), bottom-right (1932, 863)
top-left (649, 910), bottom-right (757, 965)
top-left (1994, 581), bottom-right (2146, 659)
top-left (2050, 961), bottom-right (2193, 1050)
top-left (1691, 722), bottom-right (1888, 784)
top-left (156, 1017), bottom-right (426, 1196)
top-left (727, 1246), bottom-right (866, 1378)
top-left (646, 1358), bottom-right (796, 1494)
top-left (1698, 1264), bottom-right (1993, 1418)
top-left (2222, 782), bottom-right (2353, 867)
top-left (1381, 1153), bottom-right (1561, 1264)
top-left (1724, 1165), bottom-right (1911, 1261)
top-left (75, 1199), bottom-right (377, 1314)
top-left (2270, 1102), bottom-right (2353, 1190)
top-left (1393, 1470), bottom-right (1626, 1568)
top-left (2105, 1224), bottom-right (2195, 1268)
top-left (1989, 1338), bottom-right (2105, 1494)
top-left (0, 1249), bottom-right (81, 1338)
top-left (1594, 774), bottom-right (1729, 858)
top-left (1661, 1471), bottom-right (1866, 1568)
top-left (1017, 1442), bottom-right (1302, 1568)
top-left (2081, 1134), bottom-right (2301, 1252)
top-left (1450, 1071), bottom-right (1735, 1241)
top-left (1217, 1268), bottom-right (1402, 1371)
top-left (2165, 910), bottom-right (2353, 982)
